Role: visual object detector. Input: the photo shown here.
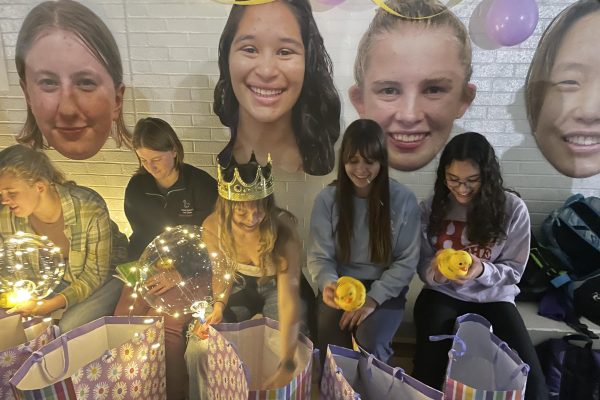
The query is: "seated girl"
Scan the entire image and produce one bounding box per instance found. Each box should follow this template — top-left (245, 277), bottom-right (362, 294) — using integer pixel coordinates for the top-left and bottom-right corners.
top-left (307, 119), bottom-right (420, 363)
top-left (113, 117), bottom-right (217, 400)
top-left (0, 144), bottom-right (125, 332)
top-left (185, 154), bottom-right (302, 399)
top-left (412, 132), bottom-right (548, 400)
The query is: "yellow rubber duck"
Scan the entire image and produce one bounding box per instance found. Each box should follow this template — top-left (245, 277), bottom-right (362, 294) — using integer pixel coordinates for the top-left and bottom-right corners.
top-left (334, 276), bottom-right (366, 311)
top-left (436, 248), bottom-right (473, 281)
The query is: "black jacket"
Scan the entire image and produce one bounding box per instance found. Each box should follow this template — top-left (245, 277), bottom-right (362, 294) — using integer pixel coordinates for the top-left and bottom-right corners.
top-left (124, 163), bottom-right (217, 260)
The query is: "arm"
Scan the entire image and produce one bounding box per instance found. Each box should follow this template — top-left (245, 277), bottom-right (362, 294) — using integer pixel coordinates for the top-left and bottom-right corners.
top-left (264, 215), bottom-right (301, 389)
top-left (472, 197), bottom-right (531, 287)
top-left (60, 207), bottom-right (112, 308)
top-left (306, 190), bottom-right (339, 293)
top-left (367, 192), bottom-right (420, 305)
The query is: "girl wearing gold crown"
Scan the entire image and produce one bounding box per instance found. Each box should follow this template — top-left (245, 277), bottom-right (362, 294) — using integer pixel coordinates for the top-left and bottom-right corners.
top-left (185, 154), bottom-right (302, 398)
top-left (307, 119), bottom-right (420, 364)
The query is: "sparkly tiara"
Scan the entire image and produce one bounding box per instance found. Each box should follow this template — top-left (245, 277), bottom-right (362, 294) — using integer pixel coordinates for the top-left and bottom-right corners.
top-left (217, 153), bottom-right (274, 201)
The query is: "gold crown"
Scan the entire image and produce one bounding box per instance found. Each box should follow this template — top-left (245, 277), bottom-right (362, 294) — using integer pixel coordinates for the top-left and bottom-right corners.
top-left (217, 153), bottom-right (274, 201)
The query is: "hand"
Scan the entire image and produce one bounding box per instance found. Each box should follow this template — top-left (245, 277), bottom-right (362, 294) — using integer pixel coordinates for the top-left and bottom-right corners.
top-left (322, 282), bottom-right (340, 309)
top-left (339, 296), bottom-right (377, 331)
top-left (262, 363), bottom-right (296, 389)
top-left (7, 298), bottom-right (60, 317)
top-left (144, 270), bottom-right (182, 295)
top-left (430, 255), bottom-right (449, 284)
top-left (454, 254), bottom-right (484, 285)
top-left (191, 302), bottom-right (224, 340)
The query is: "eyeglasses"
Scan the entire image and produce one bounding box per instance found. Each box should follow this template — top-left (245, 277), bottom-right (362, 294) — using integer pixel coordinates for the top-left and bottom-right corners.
top-left (445, 177), bottom-right (481, 189)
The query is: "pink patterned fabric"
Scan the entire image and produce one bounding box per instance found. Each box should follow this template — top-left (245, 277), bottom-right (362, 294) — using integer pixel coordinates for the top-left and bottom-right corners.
top-left (319, 347), bottom-right (358, 400)
top-left (206, 325), bottom-right (249, 400)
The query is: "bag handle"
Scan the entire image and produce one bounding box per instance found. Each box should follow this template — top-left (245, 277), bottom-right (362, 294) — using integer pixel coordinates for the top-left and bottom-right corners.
top-left (18, 325), bottom-right (60, 354)
top-left (31, 335), bottom-right (70, 381)
top-left (493, 341), bottom-right (530, 390)
top-left (429, 334), bottom-right (467, 358)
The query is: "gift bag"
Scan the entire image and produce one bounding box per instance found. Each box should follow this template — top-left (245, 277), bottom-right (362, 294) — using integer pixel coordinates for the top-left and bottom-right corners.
top-left (206, 317), bottom-right (313, 400)
top-left (431, 313), bottom-right (530, 400)
top-left (319, 345), bottom-right (443, 400)
top-left (9, 315), bottom-right (165, 400)
top-left (0, 311), bottom-right (59, 400)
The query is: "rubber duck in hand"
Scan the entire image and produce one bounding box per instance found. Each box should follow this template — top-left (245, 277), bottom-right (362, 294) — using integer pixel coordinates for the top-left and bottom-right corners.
top-left (436, 248), bottom-right (473, 281)
top-left (334, 276), bottom-right (366, 311)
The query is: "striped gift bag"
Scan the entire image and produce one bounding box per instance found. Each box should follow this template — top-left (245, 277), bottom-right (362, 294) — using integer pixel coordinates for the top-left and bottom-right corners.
top-left (207, 317), bottom-right (314, 400)
top-left (431, 314), bottom-right (530, 400)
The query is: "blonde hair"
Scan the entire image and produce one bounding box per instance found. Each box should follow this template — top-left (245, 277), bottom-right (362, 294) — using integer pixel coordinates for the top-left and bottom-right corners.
top-left (15, 0), bottom-right (131, 150)
top-left (354, 0), bottom-right (472, 87)
top-left (0, 144), bottom-right (72, 186)
top-left (215, 195), bottom-right (296, 279)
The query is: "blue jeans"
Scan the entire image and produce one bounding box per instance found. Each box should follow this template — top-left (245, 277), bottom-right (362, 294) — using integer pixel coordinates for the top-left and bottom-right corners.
top-left (185, 275), bottom-right (278, 400)
top-left (53, 278), bottom-right (123, 333)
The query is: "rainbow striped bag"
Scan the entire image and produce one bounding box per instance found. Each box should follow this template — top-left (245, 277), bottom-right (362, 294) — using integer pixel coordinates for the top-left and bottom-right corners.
top-left (431, 314), bottom-right (530, 400)
top-left (206, 317), bottom-right (314, 400)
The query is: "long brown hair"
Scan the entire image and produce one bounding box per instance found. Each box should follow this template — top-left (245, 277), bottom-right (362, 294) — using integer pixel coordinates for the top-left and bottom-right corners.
top-left (335, 119), bottom-right (391, 265)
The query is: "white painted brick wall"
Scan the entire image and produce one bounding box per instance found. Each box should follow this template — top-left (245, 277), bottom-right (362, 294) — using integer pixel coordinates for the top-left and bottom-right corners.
top-left (0, 0), bottom-right (598, 239)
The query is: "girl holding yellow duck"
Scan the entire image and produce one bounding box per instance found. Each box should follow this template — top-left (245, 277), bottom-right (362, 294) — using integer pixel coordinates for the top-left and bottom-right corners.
top-left (307, 119), bottom-right (420, 363)
top-left (414, 132), bottom-right (548, 400)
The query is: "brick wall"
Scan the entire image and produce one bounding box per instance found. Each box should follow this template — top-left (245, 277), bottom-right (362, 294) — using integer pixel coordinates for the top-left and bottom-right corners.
top-left (0, 0), bottom-right (598, 237)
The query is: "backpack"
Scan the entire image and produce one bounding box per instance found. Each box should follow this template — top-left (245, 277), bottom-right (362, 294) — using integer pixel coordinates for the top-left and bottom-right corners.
top-left (534, 194), bottom-right (600, 338)
top-left (540, 194), bottom-right (600, 280)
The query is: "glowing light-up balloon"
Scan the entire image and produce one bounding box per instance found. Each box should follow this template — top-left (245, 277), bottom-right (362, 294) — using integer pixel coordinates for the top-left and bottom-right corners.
top-left (133, 225), bottom-right (235, 319)
top-left (486, 0), bottom-right (539, 46)
top-left (0, 232), bottom-right (66, 308)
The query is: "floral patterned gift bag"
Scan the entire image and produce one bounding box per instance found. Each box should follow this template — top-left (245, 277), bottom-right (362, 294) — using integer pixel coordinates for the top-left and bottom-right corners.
top-left (0, 311), bottom-right (59, 400)
top-left (9, 316), bottom-right (165, 400)
top-left (207, 317), bottom-right (314, 400)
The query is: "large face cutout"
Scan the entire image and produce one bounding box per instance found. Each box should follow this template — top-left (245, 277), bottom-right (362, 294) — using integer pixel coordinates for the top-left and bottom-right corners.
top-left (21, 29), bottom-right (124, 160)
top-left (228, 1), bottom-right (305, 127)
top-left (350, 25), bottom-right (475, 172)
top-left (535, 12), bottom-right (600, 178)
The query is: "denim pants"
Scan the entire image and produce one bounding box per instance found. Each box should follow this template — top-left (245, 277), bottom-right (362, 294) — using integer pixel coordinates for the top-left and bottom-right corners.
top-left (53, 277), bottom-right (123, 333)
top-left (185, 275), bottom-right (278, 400)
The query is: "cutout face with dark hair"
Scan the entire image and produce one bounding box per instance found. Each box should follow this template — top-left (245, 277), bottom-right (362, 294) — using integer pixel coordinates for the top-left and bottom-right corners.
top-left (532, 10), bottom-right (600, 178)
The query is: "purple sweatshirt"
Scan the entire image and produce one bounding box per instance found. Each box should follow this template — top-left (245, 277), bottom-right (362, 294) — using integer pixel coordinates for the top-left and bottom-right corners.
top-left (417, 191), bottom-right (530, 304)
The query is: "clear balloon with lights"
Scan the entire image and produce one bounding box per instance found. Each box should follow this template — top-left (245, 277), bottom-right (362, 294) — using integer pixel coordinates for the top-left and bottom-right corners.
top-left (122, 225), bottom-right (235, 322)
top-left (0, 231), bottom-right (66, 309)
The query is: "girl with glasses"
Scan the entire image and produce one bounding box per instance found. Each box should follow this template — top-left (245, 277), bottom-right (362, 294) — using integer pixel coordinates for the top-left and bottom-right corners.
top-left (412, 132), bottom-right (548, 400)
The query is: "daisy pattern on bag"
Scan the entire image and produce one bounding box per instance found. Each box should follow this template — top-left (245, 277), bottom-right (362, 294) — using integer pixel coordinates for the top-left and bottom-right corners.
top-left (0, 350), bottom-right (16, 367)
top-left (112, 381), bottom-right (127, 400)
top-left (86, 362), bottom-right (102, 381)
top-left (77, 384), bottom-right (89, 398)
top-left (130, 380), bottom-right (142, 398)
top-left (140, 363), bottom-right (150, 379)
top-left (137, 347), bottom-right (148, 361)
top-left (93, 381), bottom-right (109, 399)
top-left (146, 328), bottom-right (156, 344)
top-left (119, 343), bottom-right (134, 362)
top-left (108, 364), bottom-right (122, 382)
top-left (125, 361), bottom-right (138, 380)
top-left (71, 368), bottom-right (84, 385)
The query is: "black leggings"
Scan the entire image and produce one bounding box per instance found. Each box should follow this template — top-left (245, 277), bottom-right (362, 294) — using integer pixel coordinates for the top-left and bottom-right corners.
top-left (412, 289), bottom-right (549, 400)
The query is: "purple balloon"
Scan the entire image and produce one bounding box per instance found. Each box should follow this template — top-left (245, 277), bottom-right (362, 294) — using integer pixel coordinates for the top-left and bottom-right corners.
top-left (486, 0), bottom-right (539, 46)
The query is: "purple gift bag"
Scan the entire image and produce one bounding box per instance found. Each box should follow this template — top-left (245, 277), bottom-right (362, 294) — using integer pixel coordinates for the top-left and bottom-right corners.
top-left (9, 316), bottom-right (165, 400)
top-left (0, 311), bottom-right (59, 400)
